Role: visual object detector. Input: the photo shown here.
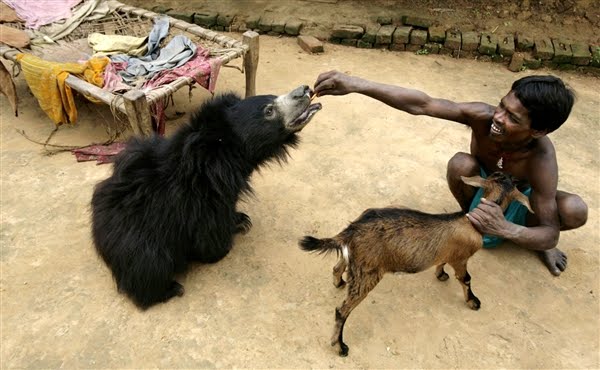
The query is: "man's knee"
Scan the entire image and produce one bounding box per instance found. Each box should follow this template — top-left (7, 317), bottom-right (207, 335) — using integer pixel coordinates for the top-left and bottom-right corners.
top-left (447, 152), bottom-right (479, 179)
top-left (559, 194), bottom-right (588, 230)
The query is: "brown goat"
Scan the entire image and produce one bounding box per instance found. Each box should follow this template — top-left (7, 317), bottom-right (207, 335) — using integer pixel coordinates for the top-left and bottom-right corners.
top-left (299, 172), bottom-right (532, 357)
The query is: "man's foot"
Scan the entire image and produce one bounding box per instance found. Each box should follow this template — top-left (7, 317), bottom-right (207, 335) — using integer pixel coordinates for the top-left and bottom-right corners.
top-left (538, 248), bottom-right (567, 276)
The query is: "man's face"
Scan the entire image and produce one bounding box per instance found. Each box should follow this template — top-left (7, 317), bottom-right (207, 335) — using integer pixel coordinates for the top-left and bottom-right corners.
top-left (490, 91), bottom-right (534, 143)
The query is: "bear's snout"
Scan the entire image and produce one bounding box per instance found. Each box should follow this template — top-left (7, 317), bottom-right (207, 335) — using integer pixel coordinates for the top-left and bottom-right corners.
top-left (291, 85), bottom-right (310, 99)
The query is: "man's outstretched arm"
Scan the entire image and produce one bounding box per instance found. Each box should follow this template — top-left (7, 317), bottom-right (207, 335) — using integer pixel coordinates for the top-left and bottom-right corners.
top-left (313, 70), bottom-right (493, 126)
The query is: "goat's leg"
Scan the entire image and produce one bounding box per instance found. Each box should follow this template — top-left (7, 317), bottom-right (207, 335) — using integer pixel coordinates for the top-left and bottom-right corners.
top-left (435, 263), bottom-right (449, 281)
top-left (332, 257), bottom-right (347, 288)
top-left (332, 269), bottom-right (383, 357)
top-left (449, 260), bottom-right (480, 310)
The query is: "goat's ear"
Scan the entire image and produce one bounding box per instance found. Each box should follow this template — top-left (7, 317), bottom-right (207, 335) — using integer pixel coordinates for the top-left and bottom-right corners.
top-left (511, 189), bottom-right (534, 214)
top-left (460, 175), bottom-right (486, 189)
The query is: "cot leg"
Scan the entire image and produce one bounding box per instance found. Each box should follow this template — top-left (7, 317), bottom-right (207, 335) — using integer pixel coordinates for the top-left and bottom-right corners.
top-left (242, 30), bottom-right (259, 98)
top-left (123, 90), bottom-right (153, 136)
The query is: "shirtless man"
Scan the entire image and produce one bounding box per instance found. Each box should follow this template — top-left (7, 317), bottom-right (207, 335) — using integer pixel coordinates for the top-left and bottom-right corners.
top-left (313, 71), bottom-right (588, 276)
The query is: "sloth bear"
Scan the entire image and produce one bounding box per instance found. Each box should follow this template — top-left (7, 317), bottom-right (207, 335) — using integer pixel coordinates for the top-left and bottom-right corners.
top-left (91, 85), bottom-right (321, 308)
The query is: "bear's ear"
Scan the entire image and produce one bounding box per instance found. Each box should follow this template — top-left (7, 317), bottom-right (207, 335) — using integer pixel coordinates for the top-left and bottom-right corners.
top-left (212, 93), bottom-right (242, 109)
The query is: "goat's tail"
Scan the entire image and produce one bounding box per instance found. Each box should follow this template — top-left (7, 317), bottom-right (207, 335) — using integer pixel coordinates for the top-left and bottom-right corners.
top-left (299, 236), bottom-right (341, 256)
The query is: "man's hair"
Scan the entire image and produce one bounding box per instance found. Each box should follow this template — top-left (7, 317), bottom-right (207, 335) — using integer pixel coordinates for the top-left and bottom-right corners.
top-left (511, 75), bottom-right (575, 133)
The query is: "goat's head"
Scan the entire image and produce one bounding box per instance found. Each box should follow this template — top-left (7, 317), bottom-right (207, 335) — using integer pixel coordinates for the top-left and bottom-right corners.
top-left (461, 171), bottom-right (533, 213)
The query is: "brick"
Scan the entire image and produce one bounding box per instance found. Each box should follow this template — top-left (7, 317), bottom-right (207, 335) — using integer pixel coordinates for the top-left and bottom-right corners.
top-left (194, 11), bottom-right (218, 28)
top-left (552, 39), bottom-right (572, 64)
top-left (389, 43), bottom-right (406, 52)
top-left (439, 47), bottom-right (453, 56)
top-left (297, 35), bottom-right (324, 53)
top-left (498, 34), bottom-right (515, 57)
top-left (492, 54), bottom-right (505, 63)
top-left (150, 5), bottom-right (173, 14)
top-left (331, 24), bottom-right (364, 39)
top-left (508, 52), bottom-right (525, 72)
top-left (516, 33), bottom-right (534, 51)
top-left (534, 38), bottom-right (554, 60)
top-left (217, 14), bottom-right (234, 27)
top-left (571, 43), bottom-right (591, 65)
top-left (375, 25), bottom-right (395, 45)
top-left (271, 18), bottom-right (286, 33)
top-left (410, 29), bottom-right (428, 45)
top-left (461, 31), bottom-right (480, 51)
top-left (167, 10), bottom-right (193, 24)
top-left (258, 15), bottom-right (273, 32)
top-left (402, 15), bottom-right (434, 28)
top-left (406, 44), bottom-right (422, 52)
top-left (377, 16), bottom-right (392, 25)
top-left (152, 5), bottom-right (172, 14)
top-left (341, 38), bottom-right (358, 47)
top-left (284, 19), bottom-right (303, 36)
top-left (428, 26), bottom-right (445, 43)
top-left (245, 16), bottom-right (260, 30)
top-left (444, 30), bottom-right (461, 50)
top-left (591, 46), bottom-right (600, 67)
top-left (357, 40), bottom-right (373, 49)
top-left (362, 25), bottom-right (380, 44)
top-left (479, 33), bottom-right (498, 55)
top-left (523, 55), bottom-right (542, 69)
top-left (392, 26), bottom-right (411, 44)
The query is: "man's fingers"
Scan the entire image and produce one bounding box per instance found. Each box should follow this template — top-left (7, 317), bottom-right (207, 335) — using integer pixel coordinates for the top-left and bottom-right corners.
top-left (314, 70), bottom-right (336, 87)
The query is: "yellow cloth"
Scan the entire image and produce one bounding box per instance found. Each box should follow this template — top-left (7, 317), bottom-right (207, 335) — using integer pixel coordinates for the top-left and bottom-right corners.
top-left (15, 54), bottom-right (109, 126)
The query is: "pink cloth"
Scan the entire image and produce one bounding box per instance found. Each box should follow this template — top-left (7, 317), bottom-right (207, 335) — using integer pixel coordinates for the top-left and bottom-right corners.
top-left (2, 0), bottom-right (82, 30)
top-left (102, 61), bottom-right (131, 93)
top-left (71, 142), bottom-right (127, 164)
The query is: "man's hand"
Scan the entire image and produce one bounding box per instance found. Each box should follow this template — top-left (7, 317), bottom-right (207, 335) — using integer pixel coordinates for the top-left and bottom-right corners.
top-left (313, 70), bottom-right (362, 97)
top-left (466, 197), bottom-right (514, 237)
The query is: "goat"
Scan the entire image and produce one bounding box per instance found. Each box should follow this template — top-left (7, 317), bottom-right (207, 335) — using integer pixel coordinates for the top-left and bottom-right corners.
top-left (299, 171), bottom-right (532, 357)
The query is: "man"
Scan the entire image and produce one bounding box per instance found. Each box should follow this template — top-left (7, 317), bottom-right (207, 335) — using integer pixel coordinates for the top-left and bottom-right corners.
top-left (313, 71), bottom-right (588, 276)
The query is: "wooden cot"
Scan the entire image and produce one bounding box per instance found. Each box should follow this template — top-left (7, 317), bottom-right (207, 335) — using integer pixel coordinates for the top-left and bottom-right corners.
top-left (0, 0), bottom-right (259, 136)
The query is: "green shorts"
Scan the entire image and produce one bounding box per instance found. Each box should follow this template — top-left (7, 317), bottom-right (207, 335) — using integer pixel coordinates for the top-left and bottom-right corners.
top-left (468, 169), bottom-right (532, 248)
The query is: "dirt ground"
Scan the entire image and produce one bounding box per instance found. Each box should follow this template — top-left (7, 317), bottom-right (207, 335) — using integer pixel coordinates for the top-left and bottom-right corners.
top-left (1, 2), bottom-right (599, 369)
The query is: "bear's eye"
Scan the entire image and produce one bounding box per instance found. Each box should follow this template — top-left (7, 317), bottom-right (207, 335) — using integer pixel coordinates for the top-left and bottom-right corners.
top-left (264, 105), bottom-right (274, 117)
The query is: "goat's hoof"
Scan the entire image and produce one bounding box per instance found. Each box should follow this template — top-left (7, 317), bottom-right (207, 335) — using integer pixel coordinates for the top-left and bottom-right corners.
top-left (339, 343), bottom-right (349, 357)
top-left (468, 297), bottom-right (481, 310)
top-left (436, 271), bottom-right (449, 281)
top-left (334, 279), bottom-right (346, 288)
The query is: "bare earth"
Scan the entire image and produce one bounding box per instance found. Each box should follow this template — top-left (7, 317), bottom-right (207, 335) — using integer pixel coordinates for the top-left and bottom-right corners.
top-left (1, 19), bottom-right (599, 370)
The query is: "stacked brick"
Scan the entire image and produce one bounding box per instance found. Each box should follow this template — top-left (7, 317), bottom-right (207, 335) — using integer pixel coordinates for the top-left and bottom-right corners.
top-left (151, 6), bottom-right (305, 36)
top-left (151, 5), bottom-right (599, 71)
top-left (327, 15), bottom-right (598, 71)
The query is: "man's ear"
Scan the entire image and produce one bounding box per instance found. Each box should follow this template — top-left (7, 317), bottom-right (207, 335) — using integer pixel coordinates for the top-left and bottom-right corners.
top-left (531, 129), bottom-right (548, 139)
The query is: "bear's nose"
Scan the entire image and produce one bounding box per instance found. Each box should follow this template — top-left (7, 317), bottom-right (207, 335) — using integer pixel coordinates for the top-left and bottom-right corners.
top-left (291, 85), bottom-right (310, 99)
